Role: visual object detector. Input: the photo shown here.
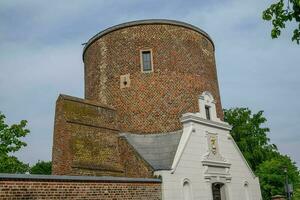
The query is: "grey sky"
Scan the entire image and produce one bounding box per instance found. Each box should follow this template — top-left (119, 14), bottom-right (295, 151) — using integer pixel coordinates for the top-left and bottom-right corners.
top-left (0, 0), bottom-right (299, 167)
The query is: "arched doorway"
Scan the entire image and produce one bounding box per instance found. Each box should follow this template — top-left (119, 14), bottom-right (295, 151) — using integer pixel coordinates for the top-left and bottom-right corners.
top-left (212, 183), bottom-right (226, 200)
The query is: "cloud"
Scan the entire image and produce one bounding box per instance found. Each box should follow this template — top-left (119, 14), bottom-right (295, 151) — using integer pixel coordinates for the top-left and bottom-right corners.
top-left (0, 0), bottom-right (299, 167)
top-left (0, 36), bottom-right (84, 165)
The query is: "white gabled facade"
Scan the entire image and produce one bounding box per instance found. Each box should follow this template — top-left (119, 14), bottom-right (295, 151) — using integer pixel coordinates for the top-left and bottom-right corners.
top-left (154, 91), bottom-right (262, 200)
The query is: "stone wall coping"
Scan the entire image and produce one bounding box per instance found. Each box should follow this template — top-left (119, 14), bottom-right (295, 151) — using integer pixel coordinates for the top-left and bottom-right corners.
top-left (0, 173), bottom-right (162, 183)
top-left (83, 19), bottom-right (215, 60)
top-left (58, 94), bottom-right (116, 111)
top-left (181, 113), bottom-right (232, 131)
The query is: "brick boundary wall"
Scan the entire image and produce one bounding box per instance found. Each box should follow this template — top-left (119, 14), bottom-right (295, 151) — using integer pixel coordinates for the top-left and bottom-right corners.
top-left (0, 174), bottom-right (162, 200)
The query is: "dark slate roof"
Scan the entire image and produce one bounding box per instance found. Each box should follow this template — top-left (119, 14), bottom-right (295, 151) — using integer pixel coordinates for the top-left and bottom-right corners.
top-left (120, 130), bottom-right (182, 170)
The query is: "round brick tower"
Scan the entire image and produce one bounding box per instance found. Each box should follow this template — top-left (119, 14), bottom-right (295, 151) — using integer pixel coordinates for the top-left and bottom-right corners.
top-left (83, 19), bottom-right (223, 134)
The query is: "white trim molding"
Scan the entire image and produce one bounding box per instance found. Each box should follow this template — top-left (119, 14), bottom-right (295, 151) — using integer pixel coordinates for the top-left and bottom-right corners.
top-left (198, 91), bottom-right (219, 121)
top-left (171, 124), bottom-right (195, 173)
top-left (140, 49), bottom-right (154, 73)
top-left (181, 113), bottom-right (232, 131)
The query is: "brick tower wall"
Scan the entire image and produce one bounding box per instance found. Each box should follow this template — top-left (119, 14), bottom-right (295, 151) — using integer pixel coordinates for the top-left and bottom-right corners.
top-left (83, 21), bottom-right (223, 134)
top-left (52, 94), bottom-right (154, 176)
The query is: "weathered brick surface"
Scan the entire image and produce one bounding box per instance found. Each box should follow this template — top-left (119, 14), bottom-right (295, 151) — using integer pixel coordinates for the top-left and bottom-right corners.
top-left (52, 95), bottom-right (123, 176)
top-left (0, 179), bottom-right (161, 200)
top-left (119, 137), bottom-right (154, 178)
top-left (52, 94), bottom-right (153, 176)
top-left (84, 23), bottom-right (223, 134)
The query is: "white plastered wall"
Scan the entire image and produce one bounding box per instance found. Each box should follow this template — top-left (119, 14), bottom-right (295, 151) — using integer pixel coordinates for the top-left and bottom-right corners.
top-left (154, 92), bottom-right (262, 200)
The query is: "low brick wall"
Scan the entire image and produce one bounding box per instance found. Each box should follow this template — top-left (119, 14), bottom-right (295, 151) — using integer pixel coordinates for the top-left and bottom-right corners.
top-left (0, 174), bottom-right (162, 200)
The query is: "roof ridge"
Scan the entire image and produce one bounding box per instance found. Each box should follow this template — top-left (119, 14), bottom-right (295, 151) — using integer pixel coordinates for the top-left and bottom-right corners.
top-left (120, 130), bottom-right (183, 137)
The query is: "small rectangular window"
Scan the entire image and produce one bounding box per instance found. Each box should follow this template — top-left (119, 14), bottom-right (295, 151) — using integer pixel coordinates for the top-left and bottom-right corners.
top-left (205, 106), bottom-right (211, 120)
top-left (141, 50), bottom-right (153, 72)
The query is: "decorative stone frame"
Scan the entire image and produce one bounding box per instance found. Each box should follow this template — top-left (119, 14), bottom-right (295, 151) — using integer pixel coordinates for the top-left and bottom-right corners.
top-left (211, 181), bottom-right (229, 200)
top-left (120, 74), bottom-right (131, 89)
top-left (202, 131), bottom-right (231, 199)
top-left (140, 49), bottom-right (154, 73)
top-left (203, 176), bottom-right (231, 200)
top-left (202, 132), bottom-right (229, 166)
top-left (198, 91), bottom-right (221, 122)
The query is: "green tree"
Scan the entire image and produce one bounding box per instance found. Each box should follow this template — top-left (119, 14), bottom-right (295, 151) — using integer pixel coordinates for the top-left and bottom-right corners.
top-left (30, 160), bottom-right (52, 175)
top-left (0, 112), bottom-right (29, 173)
top-left (224, 107), bottom-right (300, 200)
top-left (256, 155), bottom-right (299, 200)
top-left (293, 186), bottom-right (300, 200)
top-left (224, 108), bottom-right (277, 172)
top-left (291, 174), bottom-right (300, 200)
top-left (262, 0), bottom-right (300, 44)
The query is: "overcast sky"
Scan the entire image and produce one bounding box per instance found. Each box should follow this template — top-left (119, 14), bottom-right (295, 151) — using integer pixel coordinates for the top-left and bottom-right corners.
top-left (0, 0), bottom-right (299, 168)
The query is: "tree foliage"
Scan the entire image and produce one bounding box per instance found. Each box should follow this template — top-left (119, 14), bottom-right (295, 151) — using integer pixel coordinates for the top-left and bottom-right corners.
top-left (0, 112), bottom-right (29, 173)
top-left (293, 185), bottom-right (300, 200)
top-left (224, 107), bottom-right (300, 200)
top-left (30, 160), bottom-right (52, 175)
top-left (224, 108), bottom-right (277, 172)
top-left (257, 155), bottom-right (299, 200)
top-left (0, 155), bottom-right (29, 173)
top-left (262, 0), bottom-right (300, 44)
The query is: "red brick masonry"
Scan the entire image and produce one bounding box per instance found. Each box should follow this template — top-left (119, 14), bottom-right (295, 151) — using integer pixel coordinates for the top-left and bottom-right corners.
top-left (83, 20), bottom-right (223, 134)
top-left (0, 174), bottom-right (161, 200)
top-left (52, 20), bottom-right (224, 176)
top-left (52, 94), bottom-right (153, 177)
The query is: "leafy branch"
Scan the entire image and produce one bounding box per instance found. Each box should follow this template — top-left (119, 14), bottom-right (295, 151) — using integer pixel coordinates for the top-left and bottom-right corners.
top-left (262, 0), bottom-right (300, 44)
